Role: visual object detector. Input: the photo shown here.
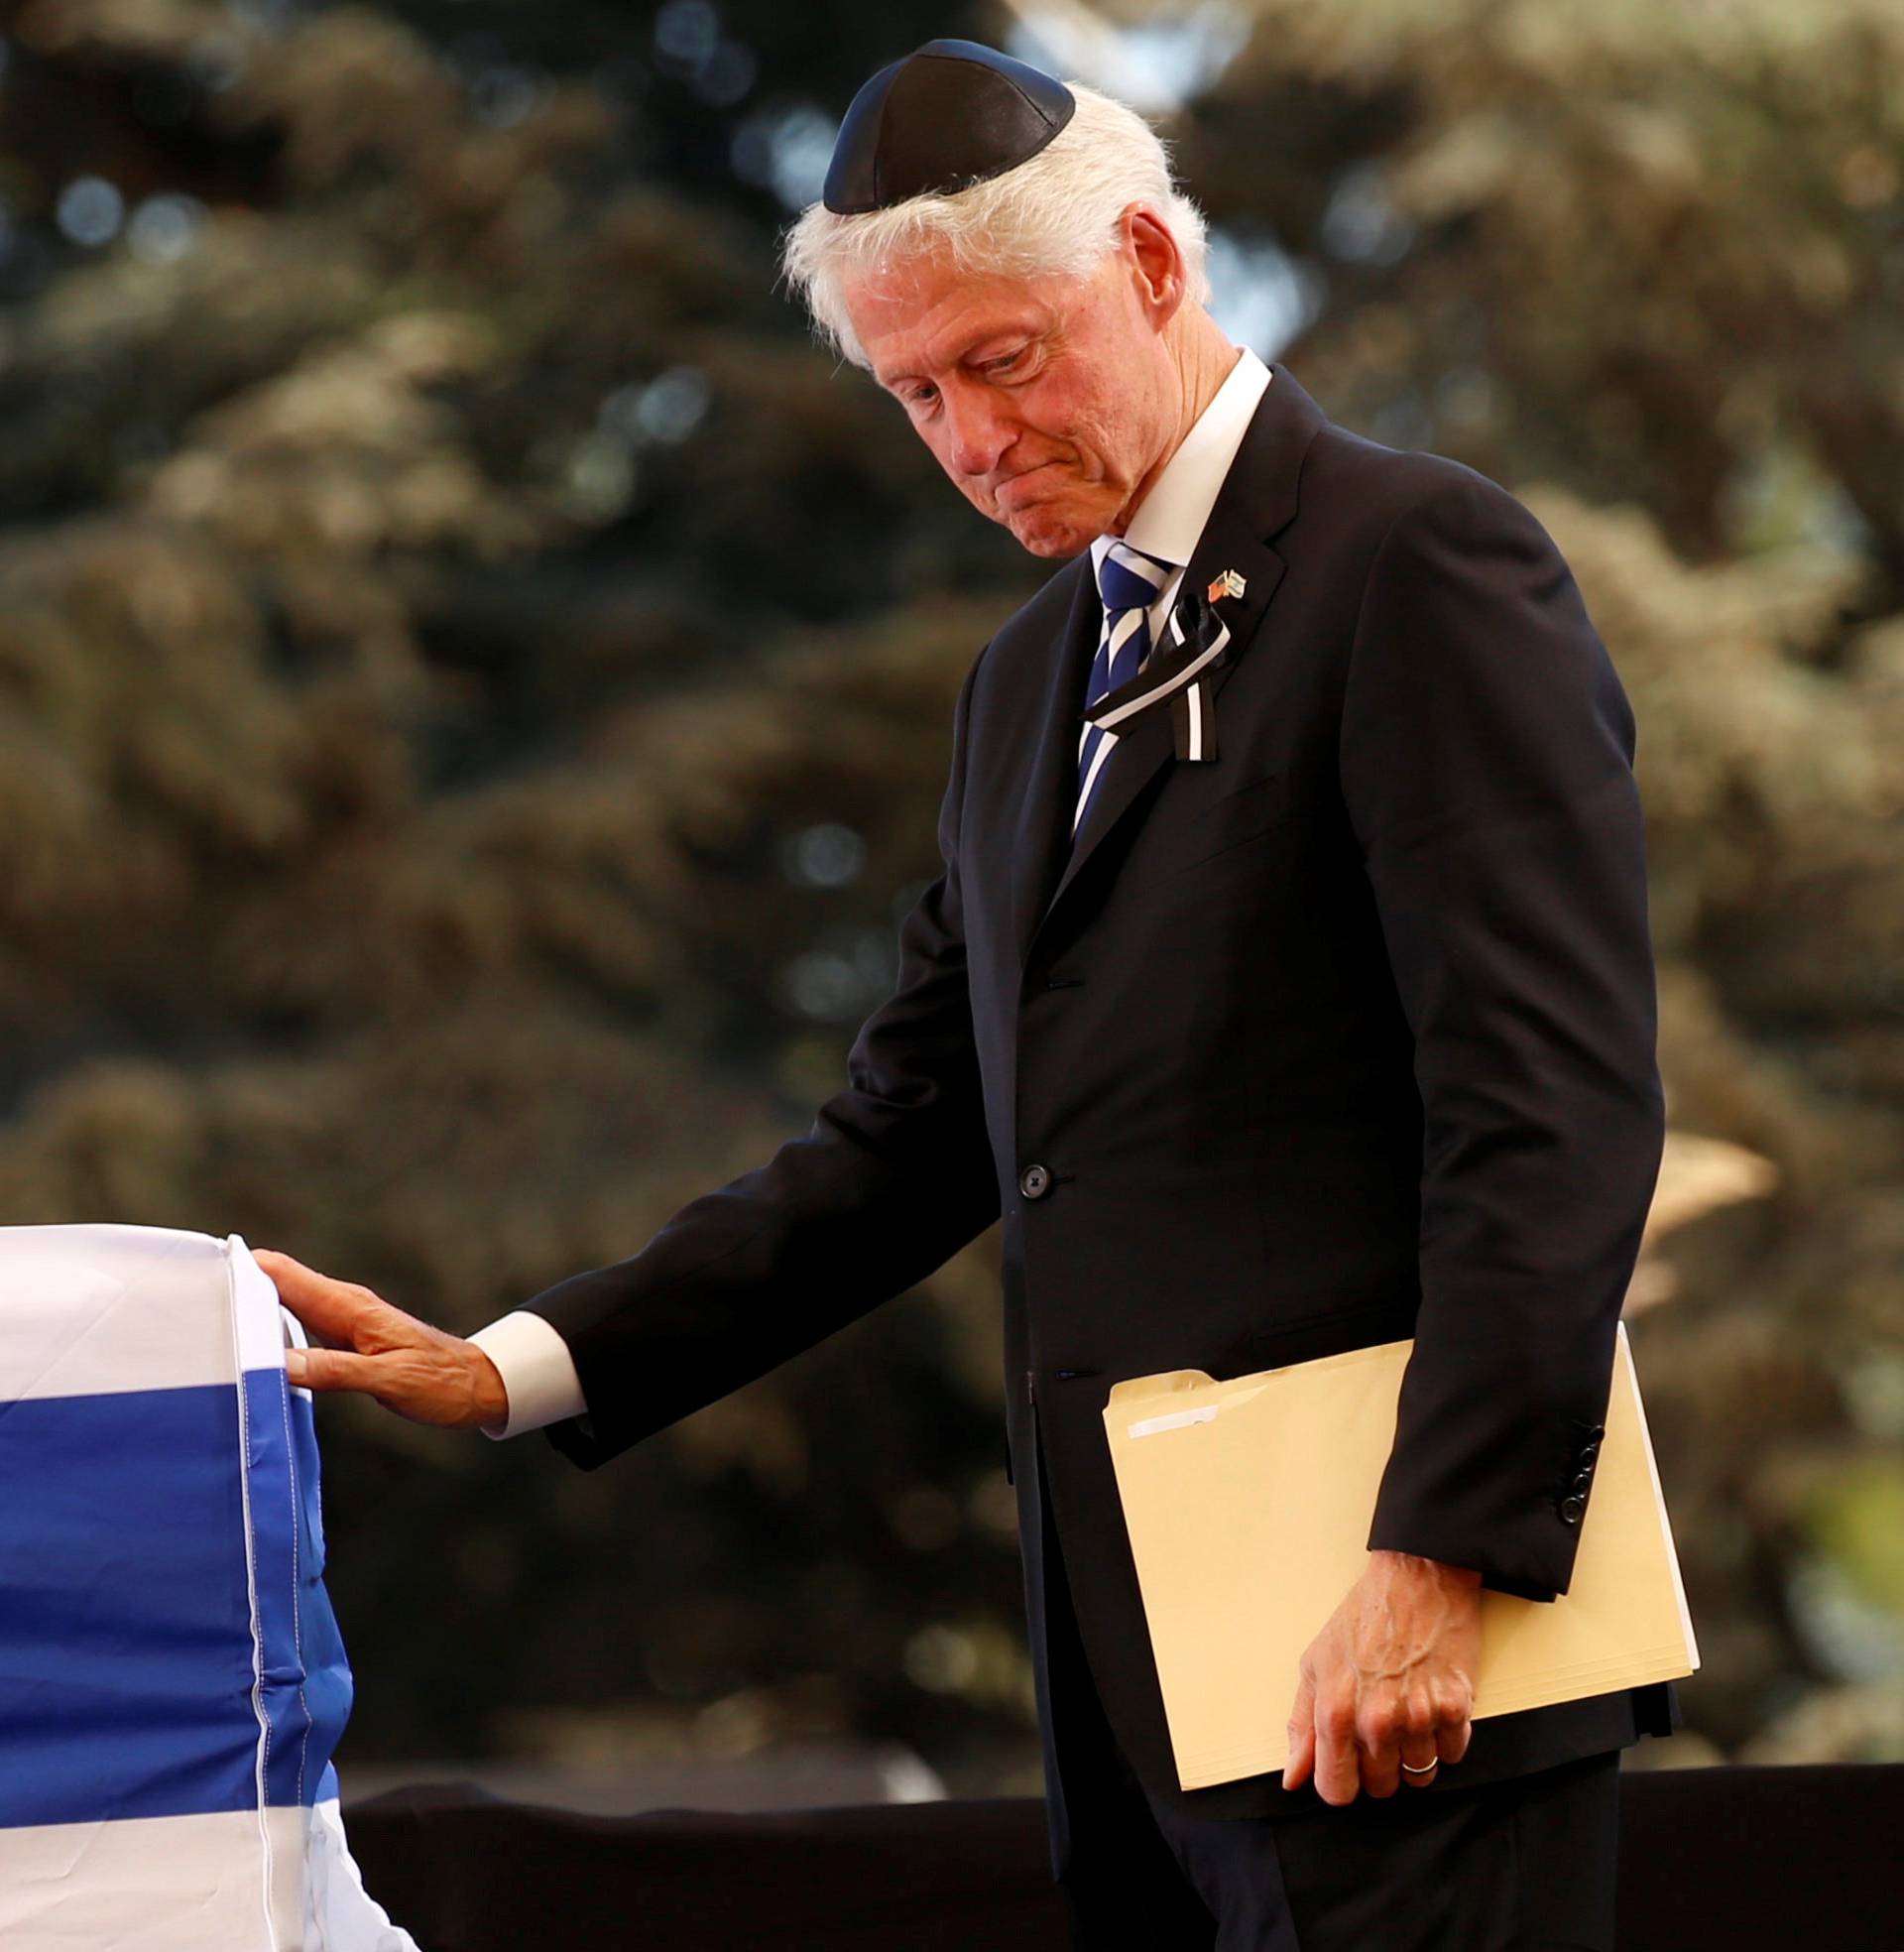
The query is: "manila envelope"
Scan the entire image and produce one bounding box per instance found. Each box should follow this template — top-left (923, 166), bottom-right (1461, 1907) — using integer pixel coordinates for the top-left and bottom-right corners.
top-left (1103, 1322), bottom-right (1698, 1790)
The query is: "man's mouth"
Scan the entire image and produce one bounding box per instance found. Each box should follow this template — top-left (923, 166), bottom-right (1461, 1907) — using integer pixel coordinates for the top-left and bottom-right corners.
top-left (996, 460), bottom-right (1064, 504)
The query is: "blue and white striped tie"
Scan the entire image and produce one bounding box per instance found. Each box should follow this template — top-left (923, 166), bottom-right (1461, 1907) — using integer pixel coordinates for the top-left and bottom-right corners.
top-left (1075, 540), bottom-right (1174, 833)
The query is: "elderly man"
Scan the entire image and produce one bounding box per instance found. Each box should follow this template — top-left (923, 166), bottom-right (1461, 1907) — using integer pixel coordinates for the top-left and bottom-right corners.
top-left (267, 39), bottom-right (1671, 1950)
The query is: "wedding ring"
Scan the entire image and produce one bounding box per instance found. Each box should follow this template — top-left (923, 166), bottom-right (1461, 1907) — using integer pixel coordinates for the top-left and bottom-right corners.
top-left (1400, 1759), bottom-right (1439, 1775)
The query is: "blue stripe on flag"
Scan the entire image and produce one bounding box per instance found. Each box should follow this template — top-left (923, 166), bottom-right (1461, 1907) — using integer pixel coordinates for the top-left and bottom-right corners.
top-left (0, 1375), bottom-right (351, 1831)
top-left (244, 1369), bottom-right (353, 1808)
top-left (245, 1365), bottom-right (314, 1808)
top-left (289, 1392), bottom-right (354, 1803)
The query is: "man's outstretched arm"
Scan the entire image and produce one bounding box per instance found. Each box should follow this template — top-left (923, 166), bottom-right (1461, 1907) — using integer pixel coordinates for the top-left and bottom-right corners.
top-left (268, 649), bottom-right (1003, 1448)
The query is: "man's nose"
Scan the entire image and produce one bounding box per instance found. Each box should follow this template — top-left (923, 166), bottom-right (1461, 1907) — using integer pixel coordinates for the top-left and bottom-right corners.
top-left (940, 384), bottom-right (1016, 478)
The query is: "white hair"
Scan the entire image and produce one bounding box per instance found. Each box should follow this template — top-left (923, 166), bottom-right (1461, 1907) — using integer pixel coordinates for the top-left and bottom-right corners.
top-left (780, 81), bottom-right (1212, 371)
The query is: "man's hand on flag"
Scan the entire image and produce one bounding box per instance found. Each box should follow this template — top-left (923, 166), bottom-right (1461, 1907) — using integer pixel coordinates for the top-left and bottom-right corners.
top-left (255, 1250), bottom-right (509, 1430)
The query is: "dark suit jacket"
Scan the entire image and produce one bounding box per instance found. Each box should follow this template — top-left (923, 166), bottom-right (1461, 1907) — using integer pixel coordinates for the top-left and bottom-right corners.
top-left (523, 360), bottom-right (1676, 1819)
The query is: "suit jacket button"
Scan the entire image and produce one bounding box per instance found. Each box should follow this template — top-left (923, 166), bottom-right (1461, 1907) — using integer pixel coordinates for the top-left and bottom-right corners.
top-left (1019, 1163), bottom-right (1052, 1200)
top-left (1571, 1471), bottom-right (1595, 1496)
top-left (1559, 1494), bottom-right (1586, 1525)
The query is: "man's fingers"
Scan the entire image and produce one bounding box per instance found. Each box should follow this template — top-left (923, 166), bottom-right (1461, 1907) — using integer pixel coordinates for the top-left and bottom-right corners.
top-left (260, 1254), bottom-right (494, 1427)
top-left (1314, 1690), bottom-right (1362, 1806)
top-left (254, 1249), bottom-right (389, 1349)
top-left (1397, 1731), bottom-right (1441, 1787)
top-left (286, 1344), bottom-right (388, 1398)
top-left (1391, 1688), bottom-right (1439, 1788)
top-left (1431, 1676), bottom-right (1474, 1766)
top-left (1436, 1714), bottom-right (1473, 1768)
top-left (1282, 1670), bottom-right (1317, 1790)
top-left (1357, 1707), bottom-right (1402, 1799)
top-left (288, 1344), bottom-right (455, 1421)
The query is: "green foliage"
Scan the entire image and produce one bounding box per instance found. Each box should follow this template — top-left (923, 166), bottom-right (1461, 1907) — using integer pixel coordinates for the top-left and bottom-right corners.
top-left (1810, 1460), bottom-right (1904, 1619)
top-left (0, 0), bottom-right (1898, 1777)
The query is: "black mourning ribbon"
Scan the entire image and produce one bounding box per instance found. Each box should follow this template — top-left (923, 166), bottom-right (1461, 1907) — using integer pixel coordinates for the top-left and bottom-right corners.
top-left (1081, 586), bottom-right (1233, 762)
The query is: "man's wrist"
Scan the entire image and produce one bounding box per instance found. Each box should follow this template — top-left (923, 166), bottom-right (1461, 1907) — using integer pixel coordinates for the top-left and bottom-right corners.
top-left (465, 1310), bottom-right (586, 1437)
top-left (1369, 1548), bottom-right (1483, 1589)
top-left (467, 1345), bottom-right (509, 1430)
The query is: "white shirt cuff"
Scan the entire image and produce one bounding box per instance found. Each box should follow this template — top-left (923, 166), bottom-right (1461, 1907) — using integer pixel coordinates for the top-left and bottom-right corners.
top-left (467, 1310), bottom-right (587, 1440)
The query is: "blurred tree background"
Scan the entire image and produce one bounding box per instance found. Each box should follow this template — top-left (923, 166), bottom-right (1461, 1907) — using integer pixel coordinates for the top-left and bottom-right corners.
top-left (0, 0), bottom-right (1900, 1798)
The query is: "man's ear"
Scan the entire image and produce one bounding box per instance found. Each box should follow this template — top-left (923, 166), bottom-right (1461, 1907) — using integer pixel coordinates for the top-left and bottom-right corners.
top-left (1123, 204), bottom-right (1187, 329)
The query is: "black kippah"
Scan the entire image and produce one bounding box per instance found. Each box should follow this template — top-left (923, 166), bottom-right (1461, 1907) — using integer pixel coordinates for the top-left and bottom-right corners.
top-left (822, 38), bottom-right (1076, 216)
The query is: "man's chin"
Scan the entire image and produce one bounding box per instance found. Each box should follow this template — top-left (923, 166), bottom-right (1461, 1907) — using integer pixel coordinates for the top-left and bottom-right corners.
top-left (1002, 504), bottom-right (1100, 559)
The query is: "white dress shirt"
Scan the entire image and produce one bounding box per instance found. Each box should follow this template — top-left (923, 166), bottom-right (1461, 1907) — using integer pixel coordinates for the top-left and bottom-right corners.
top-left (470, 344), bottom-right (1273, 1442)
top-left (1088, 344), bottom-right (1270, 661)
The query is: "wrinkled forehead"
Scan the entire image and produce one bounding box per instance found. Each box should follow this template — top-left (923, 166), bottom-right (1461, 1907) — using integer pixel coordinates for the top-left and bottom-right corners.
top-left (841, 248), bottom-right (1084, 378)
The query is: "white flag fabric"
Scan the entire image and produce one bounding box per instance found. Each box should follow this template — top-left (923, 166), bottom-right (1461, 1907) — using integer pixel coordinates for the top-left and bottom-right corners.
top-left (0, 1223), bottom-right (421, 1952)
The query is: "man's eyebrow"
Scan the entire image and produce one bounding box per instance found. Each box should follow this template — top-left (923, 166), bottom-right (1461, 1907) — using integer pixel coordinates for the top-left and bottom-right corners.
top-left (876, 322), bottom-right (1045, 392)
top-left (961, 326), bottom-right (1039, 362)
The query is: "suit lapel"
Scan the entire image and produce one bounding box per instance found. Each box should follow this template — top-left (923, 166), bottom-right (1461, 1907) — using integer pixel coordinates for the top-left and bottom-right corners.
top-left (1005, 558), bottom-right (1101, 972)
top-left (1024, 361), bottom-right (1328, 953)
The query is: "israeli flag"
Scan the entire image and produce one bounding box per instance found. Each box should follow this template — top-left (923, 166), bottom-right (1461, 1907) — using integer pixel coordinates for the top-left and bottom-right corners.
top-left (0, 1224), bottom-right (419, 1950)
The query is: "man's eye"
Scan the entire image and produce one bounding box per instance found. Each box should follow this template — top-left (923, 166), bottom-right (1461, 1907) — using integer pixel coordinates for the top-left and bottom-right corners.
top-left (989, 349), bottom-right (1027, 375)
top-left (905, 385), bottom-right (938, 409)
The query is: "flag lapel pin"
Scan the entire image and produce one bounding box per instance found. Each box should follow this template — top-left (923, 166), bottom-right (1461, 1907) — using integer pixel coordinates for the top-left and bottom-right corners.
top-left (1207, 568), bottom-right (1248, 603)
